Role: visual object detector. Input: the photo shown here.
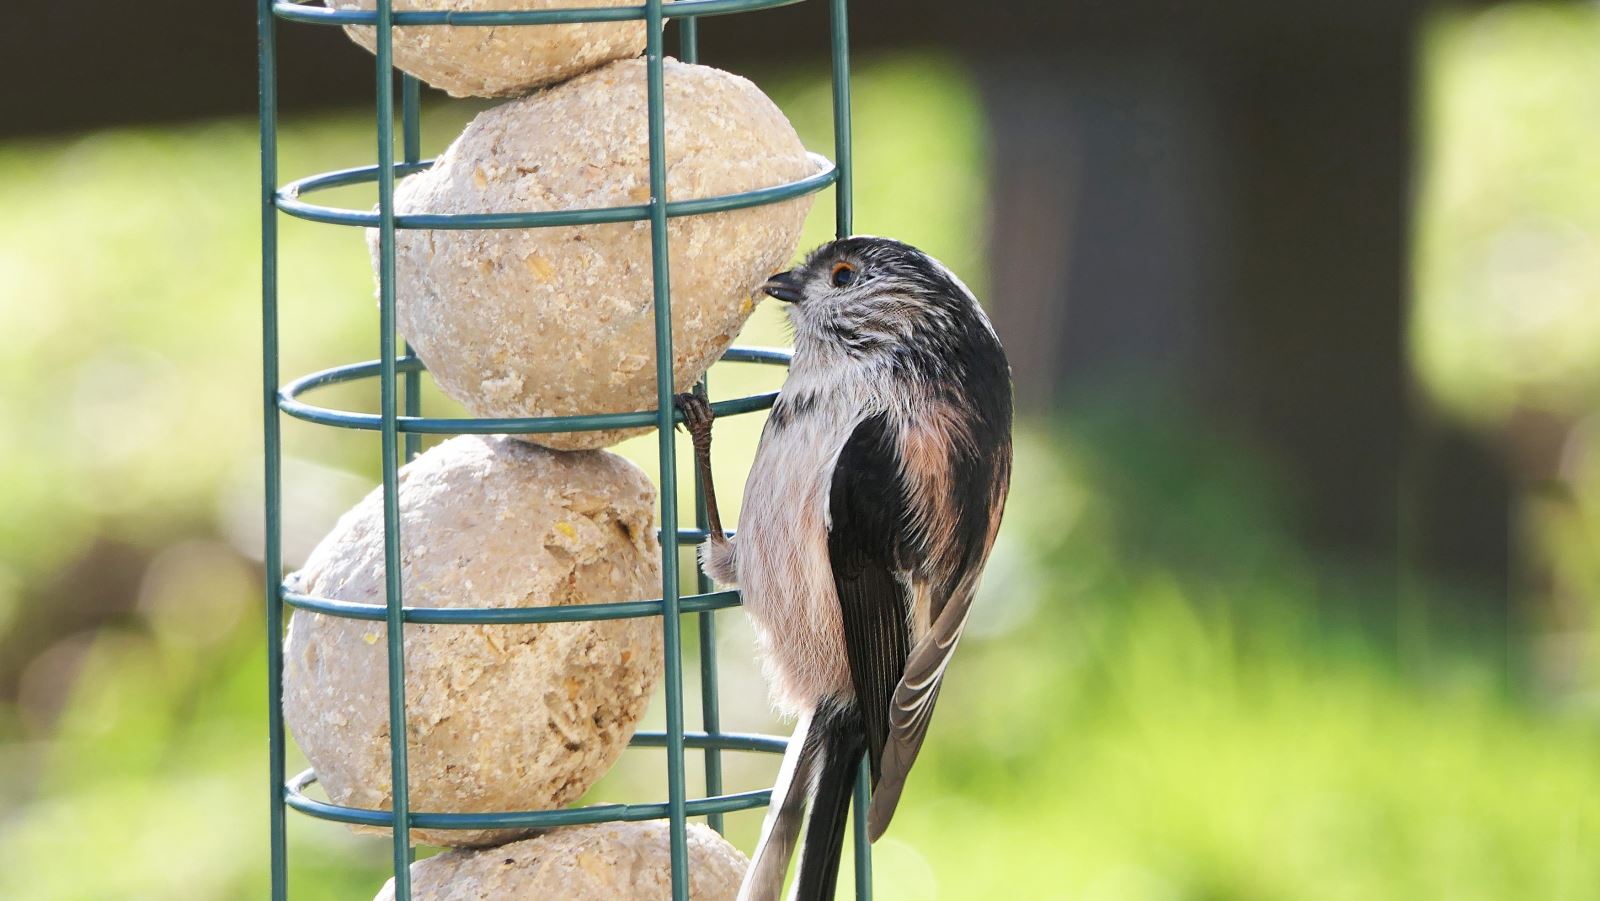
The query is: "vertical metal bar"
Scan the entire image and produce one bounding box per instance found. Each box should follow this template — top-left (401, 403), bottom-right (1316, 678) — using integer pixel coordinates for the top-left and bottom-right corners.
top-left (693, 429), bottom-right (725, 836)
top-left (375, 2), bottom-right (414, 898)
top-left (257, 2), bottom-right (286, 899)
top-left (853, 757), bottom-right (873, 897)
top-left (401, 75), bottom-right (422, 164)
top-left (830, 0), bottom-right (853, 240)
top-left (645, 2), bottom-right (691, 897)
top-left (675, 11), bottom-right (725, 838)
top-left (829, 2), bottom-right (871, 895)
top-left (679, 16), bottom-right (699, 64)
top-left (400, 74), bottom-right (423, 462)
top-left (693, 454), bottom-right (725, 836)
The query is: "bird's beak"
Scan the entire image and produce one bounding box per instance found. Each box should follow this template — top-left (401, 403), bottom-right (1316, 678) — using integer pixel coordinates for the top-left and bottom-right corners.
top-left (763, 270), bottom-right (804, 304)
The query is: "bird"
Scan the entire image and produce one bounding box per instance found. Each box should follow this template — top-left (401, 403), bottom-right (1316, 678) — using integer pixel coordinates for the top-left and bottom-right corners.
top-left (675, 235), bottom-right (1013, 901)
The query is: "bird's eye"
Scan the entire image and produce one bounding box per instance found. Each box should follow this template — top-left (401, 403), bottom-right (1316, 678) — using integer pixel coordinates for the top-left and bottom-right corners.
top-left (830, 262), bottom-right (858, 288)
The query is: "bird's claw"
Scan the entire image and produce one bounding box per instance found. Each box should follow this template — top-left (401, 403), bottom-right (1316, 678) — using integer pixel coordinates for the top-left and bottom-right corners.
top-left (673, 392), bottom-right (714, 436)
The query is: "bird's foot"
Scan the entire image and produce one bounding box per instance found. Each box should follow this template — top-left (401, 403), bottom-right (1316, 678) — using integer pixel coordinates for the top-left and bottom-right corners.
top-left (674, 389), bottom-right (726, 541)
top-left (673, 391), bottom-right (715, 441)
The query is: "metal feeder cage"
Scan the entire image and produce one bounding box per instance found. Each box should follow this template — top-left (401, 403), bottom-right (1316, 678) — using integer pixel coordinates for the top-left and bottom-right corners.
top-left (257, 0), bottom-right (865, 899)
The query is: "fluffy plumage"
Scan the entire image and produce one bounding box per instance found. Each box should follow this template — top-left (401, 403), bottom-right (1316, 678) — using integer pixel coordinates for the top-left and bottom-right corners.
top-left (681, 236), bottom-right (1012, 901)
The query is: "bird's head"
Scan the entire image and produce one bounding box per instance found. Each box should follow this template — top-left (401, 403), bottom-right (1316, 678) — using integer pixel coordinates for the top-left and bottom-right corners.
top-left (762, 235), bottom-right (990, 361)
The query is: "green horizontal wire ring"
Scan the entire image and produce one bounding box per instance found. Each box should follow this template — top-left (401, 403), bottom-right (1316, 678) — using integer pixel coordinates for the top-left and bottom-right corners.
top-left (280, 587), bottom-right (744, 624)
top-left (283, 732), bottom-right (785, 831)
top-left (277, 153), bottom-right (837, 229)
top-left (274, 0), bottom-right (808, 26)
top-left (278, 346), bottom-right (792, 434)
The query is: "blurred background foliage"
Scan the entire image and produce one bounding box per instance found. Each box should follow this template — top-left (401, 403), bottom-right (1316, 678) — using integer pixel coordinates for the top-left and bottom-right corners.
top-left (1416, 3), bottom-right (1600, 422)
top-left (2, 4), bottom-right (1600, 899)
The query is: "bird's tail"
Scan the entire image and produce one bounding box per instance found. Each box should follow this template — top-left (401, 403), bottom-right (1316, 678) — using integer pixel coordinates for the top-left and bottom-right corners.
top-left (793, 704), bottom-right (866, 901)
top-left (738, 704), bottom-right (867, 901)
top-left (739, 712), bottom-right (817, 901)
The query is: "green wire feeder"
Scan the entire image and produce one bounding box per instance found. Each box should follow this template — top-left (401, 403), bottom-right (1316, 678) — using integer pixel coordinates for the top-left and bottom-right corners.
top-left (257, 1), bottom-right (868, 899)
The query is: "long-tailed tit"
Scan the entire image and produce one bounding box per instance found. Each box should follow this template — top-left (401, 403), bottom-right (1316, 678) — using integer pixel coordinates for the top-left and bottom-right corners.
top-left (676, 235), bottom-right (1013, 901)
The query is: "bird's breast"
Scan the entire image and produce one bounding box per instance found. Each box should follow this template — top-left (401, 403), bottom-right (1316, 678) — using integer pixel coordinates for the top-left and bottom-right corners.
top-left (734, 402), bottom-right (862, 712)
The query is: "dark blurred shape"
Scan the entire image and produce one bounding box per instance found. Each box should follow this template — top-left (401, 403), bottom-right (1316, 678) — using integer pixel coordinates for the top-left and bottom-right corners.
top-left (0, 537), bottom-right (149, 713)
top-left (0, 5), bottom-right (371, 136)
top-left (0, 0), bottom-right (1513, 608)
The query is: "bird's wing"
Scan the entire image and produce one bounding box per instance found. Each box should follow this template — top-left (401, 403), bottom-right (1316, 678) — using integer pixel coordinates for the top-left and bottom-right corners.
top-left (827, 412), bottom-right (914, 787)
top-left (864, 581), bottom-right (966, 840)
top-left (867, 421), bottom-right (1012, 840)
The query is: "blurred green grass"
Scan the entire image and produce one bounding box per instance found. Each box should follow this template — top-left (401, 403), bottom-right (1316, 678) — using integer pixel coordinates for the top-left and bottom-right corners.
top-left (2, 21), bottom-right (1600, 901)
